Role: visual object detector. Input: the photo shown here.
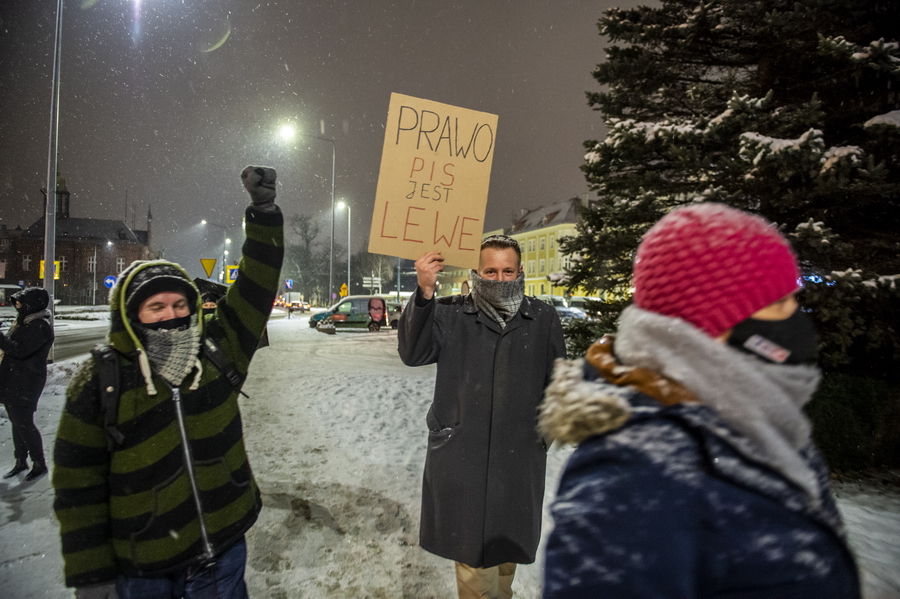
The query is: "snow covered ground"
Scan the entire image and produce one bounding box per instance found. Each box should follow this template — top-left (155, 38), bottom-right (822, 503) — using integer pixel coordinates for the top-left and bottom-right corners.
top-left (1, 313), bottom-right (898, 598)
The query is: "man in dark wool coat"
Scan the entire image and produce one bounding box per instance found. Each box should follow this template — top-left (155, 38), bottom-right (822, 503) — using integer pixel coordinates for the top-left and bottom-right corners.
top-left (398, 234), bottom-right (566, 599)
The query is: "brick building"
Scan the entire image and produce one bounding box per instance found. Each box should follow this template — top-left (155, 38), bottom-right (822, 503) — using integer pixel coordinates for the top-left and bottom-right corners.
top-left (0, 177), bottom-right (154, 305)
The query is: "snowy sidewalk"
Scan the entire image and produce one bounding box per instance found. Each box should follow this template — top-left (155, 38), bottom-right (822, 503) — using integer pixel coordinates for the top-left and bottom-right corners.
top-left (1, 315), bottom-right (898, 598)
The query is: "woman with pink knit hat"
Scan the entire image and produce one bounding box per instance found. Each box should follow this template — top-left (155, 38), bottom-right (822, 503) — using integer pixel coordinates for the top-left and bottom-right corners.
top-left (539, 203), bottom-right (860, 598)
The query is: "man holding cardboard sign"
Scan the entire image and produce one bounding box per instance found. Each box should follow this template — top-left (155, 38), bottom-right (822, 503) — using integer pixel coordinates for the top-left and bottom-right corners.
top-left (398, 235), bottom-right (565, 599)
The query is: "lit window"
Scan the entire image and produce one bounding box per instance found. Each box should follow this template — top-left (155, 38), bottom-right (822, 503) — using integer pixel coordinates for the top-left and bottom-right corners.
top-left (23, 255), bottom-right (32, 271)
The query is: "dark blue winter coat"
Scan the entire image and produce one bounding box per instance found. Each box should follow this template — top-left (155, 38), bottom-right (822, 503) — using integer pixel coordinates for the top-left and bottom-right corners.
top-left (539, 354), bottom-right (860, 599)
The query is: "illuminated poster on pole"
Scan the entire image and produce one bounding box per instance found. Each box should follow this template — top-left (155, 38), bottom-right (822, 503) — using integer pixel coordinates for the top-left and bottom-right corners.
top-left (368, 93), bottom-right (498, 270)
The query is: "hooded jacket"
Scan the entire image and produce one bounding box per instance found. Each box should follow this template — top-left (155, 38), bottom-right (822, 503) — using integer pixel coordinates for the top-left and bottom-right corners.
top-left (52, 204), bottom-right (283, 588)
top-left (0, 287), bottom-right (54, 409)
top-left (539, 335), bottom-right (860, 599)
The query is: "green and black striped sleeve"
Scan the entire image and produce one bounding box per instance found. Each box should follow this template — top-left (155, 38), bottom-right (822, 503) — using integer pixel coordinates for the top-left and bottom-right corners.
top-left (52, 359), bottom-right (118, 587)
top-left (215, 204), bottom-right (284, 371)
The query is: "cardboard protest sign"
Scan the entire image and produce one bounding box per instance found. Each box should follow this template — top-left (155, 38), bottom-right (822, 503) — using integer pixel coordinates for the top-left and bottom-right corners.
top-left (368, 93), bottom-right (498, 269)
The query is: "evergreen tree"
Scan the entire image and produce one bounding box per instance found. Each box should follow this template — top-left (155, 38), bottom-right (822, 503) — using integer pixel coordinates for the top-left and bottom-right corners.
top-left (564, 0), bottom-right (900, 375)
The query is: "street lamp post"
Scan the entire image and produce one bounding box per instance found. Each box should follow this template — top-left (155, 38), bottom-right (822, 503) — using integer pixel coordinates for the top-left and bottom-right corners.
top-left (278, 125), bottom-right (336, 301)
top-left (42, 0), bottom-right (64, 339)
top-left (338, 202), bottom-right (351, 295)
top-left (201, 220), bottom-right (229, 281)
top-left (92, 240), bottom-right (112, 305)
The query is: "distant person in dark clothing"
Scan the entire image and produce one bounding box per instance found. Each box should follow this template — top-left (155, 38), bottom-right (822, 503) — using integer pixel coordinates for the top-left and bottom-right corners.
top-left (195, 278), bottom-right (228, 317)
top-left (194, 277), bottom-right (269, 347)
top-left (0, 286), bottom-right (54, 482)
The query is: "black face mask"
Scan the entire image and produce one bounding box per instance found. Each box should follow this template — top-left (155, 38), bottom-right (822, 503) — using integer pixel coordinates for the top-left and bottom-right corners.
top-left (142, 314), bottom-right (192, 332)
top-left (202, 308), bottom-right (216, 317)
top-left (727, 307), bottom-right (818, 365)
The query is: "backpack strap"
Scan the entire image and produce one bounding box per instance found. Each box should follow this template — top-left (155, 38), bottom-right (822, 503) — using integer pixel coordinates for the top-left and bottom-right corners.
top-left (202, 336), bottom-right (248, 397)
top-left (88, 337), bottom-right (246, 452)
top-left (90, 344), bottom-right (126, 451)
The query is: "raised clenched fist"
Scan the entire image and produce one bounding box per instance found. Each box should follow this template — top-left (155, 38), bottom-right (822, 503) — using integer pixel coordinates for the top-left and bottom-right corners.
top-left (241, 165), bottom-right (277, 206)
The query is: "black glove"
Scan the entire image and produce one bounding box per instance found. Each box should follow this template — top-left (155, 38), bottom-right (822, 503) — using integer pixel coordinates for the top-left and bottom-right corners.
top-left (241, 165), bottom-right (277, 208)
top-left (74, 581), bottom-right (119, 599)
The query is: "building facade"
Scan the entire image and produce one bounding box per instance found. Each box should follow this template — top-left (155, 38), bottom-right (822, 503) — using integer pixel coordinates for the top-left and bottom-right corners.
top-left (506, 199), bottom-right (584, 299)
top-left (0, 178), bottom-right (153, 305)
top-left (433, 198), bottom-right (589, 300)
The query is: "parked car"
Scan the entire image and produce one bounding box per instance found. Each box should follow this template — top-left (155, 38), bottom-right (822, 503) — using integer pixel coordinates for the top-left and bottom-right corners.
top-left (535, 294), bottom-right (567, 308)
top-left (567, 296), bottom-right (605, 313)
top-left (281, 292), bottom-right (308, 312)
top-left (310, 295), bottom-right (403, 331)
top-left (386, 301), bottom-right (403, 329)
top-left (554, 305), bottom-right (586, 321)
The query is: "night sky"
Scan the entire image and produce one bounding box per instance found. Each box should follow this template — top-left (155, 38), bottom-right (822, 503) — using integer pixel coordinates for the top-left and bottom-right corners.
top-left (0, 0), bottom-right (627, 278)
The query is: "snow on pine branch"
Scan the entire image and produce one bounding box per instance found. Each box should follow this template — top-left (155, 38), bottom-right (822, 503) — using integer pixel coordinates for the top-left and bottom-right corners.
top-left (820, 146), bottom-right (863, 173)
top-left (865, 110), bottom-right (900, 128)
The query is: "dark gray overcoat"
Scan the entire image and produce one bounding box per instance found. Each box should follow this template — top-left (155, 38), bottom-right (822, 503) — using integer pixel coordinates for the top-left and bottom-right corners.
top-left (398, 290), bottom-right (566, 568)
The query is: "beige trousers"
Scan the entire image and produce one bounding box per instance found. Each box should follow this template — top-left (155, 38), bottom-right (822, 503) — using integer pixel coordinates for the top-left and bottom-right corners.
top-left (455, 561), bottom-right (517, 599)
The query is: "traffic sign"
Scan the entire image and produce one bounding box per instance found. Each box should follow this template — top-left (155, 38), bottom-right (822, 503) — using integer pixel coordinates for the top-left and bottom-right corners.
top-left (339, 283), bottom-right (348, 297)
top-left (39, 260), bottom-right (61, 280)
top-left (285, 278), bottom-right (293, 290)
top-left (104, 275), bottom-right (117, 289)
top-left (201, 258), bottom-right (217, 278)
top-left (226, 265), bottom-right (239, 284)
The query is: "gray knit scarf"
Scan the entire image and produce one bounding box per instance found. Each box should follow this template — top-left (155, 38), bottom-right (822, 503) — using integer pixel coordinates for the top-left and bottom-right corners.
top-left (142, 314), bottom-right (201, 387)
top-left (615, 305), bottom-right (823, 504)
top-left (470, 271), bottom-right (525, 328)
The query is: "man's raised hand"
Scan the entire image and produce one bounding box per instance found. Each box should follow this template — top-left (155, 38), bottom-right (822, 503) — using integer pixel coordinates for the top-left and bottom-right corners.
top-left (415, 252), bottom-right (445, 300)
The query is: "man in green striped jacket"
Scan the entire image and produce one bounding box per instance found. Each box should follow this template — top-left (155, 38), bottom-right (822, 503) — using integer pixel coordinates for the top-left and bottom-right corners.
top-left (52, 166), bottom-right (284, 599)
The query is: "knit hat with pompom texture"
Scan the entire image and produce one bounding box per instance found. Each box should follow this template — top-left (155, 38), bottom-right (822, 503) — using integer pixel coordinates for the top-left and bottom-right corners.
top-left (633, 203), bottom-right (800, 338)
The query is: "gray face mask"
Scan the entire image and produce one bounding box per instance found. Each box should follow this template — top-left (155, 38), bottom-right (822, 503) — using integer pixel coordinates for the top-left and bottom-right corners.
top-left (470, 271), bottom-right (525, 327)
top-left (140, 314), bottom-right (201, 386)
top-left (727, 307), bottom-right (819, 365)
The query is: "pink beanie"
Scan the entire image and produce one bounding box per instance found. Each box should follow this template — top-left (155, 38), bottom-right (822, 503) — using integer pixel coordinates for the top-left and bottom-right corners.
top-left (633, 203), bottom-right (800, 337)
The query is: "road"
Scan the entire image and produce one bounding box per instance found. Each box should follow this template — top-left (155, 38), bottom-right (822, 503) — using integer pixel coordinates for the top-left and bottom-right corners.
top-left (51, 321), bottom-right (110, 361)
top-left (0, 307), bottom-right (290, 362)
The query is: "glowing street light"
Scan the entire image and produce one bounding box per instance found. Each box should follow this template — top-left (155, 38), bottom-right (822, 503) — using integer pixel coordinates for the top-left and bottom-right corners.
top-left (279, 124), bottom-right (295, 141)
